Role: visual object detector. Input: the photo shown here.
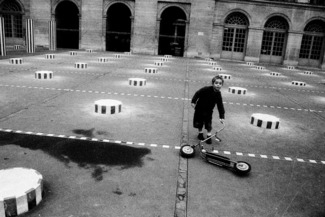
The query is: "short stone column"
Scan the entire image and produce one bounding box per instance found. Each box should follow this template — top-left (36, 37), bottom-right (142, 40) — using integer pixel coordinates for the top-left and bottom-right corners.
top-left (250, 113), bottom-right (280, 129)
top-left (45, 54), bottom-right (55, 59)
top-left (75, 62), bottom-right (88, 69)
top-left (145, 68), bottom-right (158, 74)
top-left (94, 99), bottom-right (122, 115)
top-left (35, 70), bottom-right (53, 79)
top-left (228, 87), bottom-right (247, 95)
top-left (128, 78), bottom-right (147, 86)
top-left (10, 58), bottom-right (23, 64)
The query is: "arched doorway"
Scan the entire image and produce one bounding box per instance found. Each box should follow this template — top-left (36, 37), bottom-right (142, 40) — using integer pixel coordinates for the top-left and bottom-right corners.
top-left (221, 12), bottom-right (249, 61)
top-left (260, 16), bottom-right (289, 64)
top-left (159, 6), bottom-right (186, 57)
top-left (299, 20), bottom-right (325, 68)
top-left (55, 1), bottom-right (79, 49)
top-left (0, 0), bottom-right (23, 44)
top-left (106, 3), bottom-right (131, 52)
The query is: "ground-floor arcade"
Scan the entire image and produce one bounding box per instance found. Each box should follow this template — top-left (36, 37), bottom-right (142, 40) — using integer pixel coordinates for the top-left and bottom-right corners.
top-left (0, 0), bottom-right (324, 69)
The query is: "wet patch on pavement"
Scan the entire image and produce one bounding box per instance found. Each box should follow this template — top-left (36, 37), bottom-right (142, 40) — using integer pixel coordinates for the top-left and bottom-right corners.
top-left (0, 131), bottom-right (151, 181)
top-left (72, 128), bottom-right (96, 137)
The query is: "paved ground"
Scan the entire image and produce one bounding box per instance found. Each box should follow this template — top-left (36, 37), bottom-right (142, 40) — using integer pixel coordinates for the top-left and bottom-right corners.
top-left (0, 48), bottom-right (324, 217)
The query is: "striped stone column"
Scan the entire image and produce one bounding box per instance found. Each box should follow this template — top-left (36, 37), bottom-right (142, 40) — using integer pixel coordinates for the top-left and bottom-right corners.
top-left (0, 17), bottom-right (6, 56)
top-left (49, 20), bottom-right (56, 51)
top-left (26, 19), bottom-right (35, 53)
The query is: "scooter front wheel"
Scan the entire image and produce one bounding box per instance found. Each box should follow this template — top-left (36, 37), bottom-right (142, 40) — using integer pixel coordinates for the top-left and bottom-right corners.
top-left (180, 145), bottom-right (195, 158)
top-left (234, 161), bottom-right (251, 175)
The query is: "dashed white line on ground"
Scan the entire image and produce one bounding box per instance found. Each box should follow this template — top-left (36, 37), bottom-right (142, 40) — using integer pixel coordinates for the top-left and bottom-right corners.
top-left (0, 128), bottom-right (324, 165)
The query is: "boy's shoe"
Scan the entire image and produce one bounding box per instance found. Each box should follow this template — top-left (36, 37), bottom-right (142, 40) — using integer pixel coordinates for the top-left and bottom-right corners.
top-left (206, 135), bottom-right (212, 144)
top-left (197, 133), bottom-right (204, 141)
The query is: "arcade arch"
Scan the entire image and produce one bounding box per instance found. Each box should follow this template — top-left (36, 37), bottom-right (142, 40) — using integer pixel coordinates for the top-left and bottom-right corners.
top-left (55, 0), bottom-right (79, 49)
top-left (158, 6), bottom-right (187, 56)
top-left (105, 3), bottom-right (131, 52)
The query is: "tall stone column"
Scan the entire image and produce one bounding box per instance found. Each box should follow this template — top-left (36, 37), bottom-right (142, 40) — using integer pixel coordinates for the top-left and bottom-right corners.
top-left (78, 13), bottom-right (81, 49)
top-left (26, 19), bottom-right (35, 53)
top-left (283, 31), bottom-right (303, 66)
top-left (155, 18), bottom-right (161, 55)
top-left (49, 20), bottom-right (56, 51)
top-left (102, 15), bottom-right (106, 51)
top-left (0, 16), bottom-right (6, 56)
top-left (130, 16), bottom-right (134, 53)
top-left (244, 27), bottom-right (264, 63)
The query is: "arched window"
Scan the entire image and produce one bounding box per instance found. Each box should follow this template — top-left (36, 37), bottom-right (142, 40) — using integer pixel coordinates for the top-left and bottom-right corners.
top-left (222, 12), bottom-right (249, 53)
top-left (299, 20), bottom-right (325, 60)
top-left (0, 0), bottom-right (23, 38)
top-left (261, 16), bottom-right (289, 56)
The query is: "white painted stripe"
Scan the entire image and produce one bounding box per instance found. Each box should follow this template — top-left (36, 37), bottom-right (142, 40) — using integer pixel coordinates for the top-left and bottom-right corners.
top-left (284, 157), bottom-right (292, 161)
top-left (272, 156), bottom-right (280, 160)
top-left (260, 155), bottom-right (268, 158)
top-left (102, 139), bottom-right (110, 142)
top-left (236, 152), bottom-right (243, 156)
top-left (58, 135), bottom-right (66, 138)
top-left (175, 146), bottom-right (181, 149)
top-left (115, 141), bottom-right (122, 143)
top-left (80, 137), bottom-right (88, 140)
top-left (36, 133), bottom-right (44, 136)
top-left (213, 150), bottom-right (219, 154)
top-left (126, 141), bottom-right (133, 145)
top-left (162, 145), bottom-right (170, 148)
top-left (321, 161), bottom-right (325, 164)
top-left (69, 136), bottom-right (77, 139)
top-left (137, 143), bottom-right (145, 146)
top-left (297, 158), bottom-right (304, 162)
top-left (224, 151), bottom-right (231, 155)
top-left (309, 160), bottom-right (317, 164)
top-left (248, 153), bottom-right (255, 157)
top-left (150, 144), bottom-right (158, 147)
top-left (91, 138), bottom-right (99, 141)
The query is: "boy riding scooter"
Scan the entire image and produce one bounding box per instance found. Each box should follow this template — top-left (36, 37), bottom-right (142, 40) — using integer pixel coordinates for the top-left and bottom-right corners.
top-left (181, 75), bottom-right (251, 175)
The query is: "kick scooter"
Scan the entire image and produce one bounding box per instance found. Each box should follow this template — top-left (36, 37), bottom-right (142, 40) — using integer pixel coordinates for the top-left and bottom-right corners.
top-left (180, 123), bottom-right (251, 175)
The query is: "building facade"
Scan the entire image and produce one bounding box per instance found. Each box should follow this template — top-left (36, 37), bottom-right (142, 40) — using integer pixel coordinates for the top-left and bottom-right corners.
top-left (0, 0), bottom-right (324, 69)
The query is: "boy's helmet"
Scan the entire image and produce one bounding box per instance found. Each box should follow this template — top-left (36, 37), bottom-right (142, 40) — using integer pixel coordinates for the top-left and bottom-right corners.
top-left (212, 75), bottom-right (224, 85)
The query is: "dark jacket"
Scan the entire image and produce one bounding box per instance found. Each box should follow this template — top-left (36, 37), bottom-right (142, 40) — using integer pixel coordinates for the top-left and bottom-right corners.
top-left (191, 86), bottom-right (225, 119)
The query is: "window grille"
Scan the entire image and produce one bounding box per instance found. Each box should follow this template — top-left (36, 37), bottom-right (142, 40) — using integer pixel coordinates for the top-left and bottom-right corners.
top-left (0, 0), bottom-right (23, 38)
top-left (225, 13), bottom-right (248, 26)
top-left (222, 13), bottom-right (248, 53)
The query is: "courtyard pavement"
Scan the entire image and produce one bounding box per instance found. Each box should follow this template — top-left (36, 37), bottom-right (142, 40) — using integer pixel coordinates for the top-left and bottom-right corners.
top-left (0, 48), bottom-right (324, 217)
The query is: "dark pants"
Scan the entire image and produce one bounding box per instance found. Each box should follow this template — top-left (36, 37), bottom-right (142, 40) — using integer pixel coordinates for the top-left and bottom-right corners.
top-left (193, 110), bottom-right (212, 131)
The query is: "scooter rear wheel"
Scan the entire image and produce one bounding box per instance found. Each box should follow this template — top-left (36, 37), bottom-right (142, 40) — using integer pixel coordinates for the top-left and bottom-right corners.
top-left (234, 161), bottom-right (251, 175)
top-left (180, 145), bottom-right (195, 158)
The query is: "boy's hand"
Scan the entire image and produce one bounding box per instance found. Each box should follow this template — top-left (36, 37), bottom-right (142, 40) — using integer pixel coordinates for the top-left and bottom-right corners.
top-left (220, 119), bottom-right (225, 124)
top-left (191, 103), bottom-right (196, 108)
